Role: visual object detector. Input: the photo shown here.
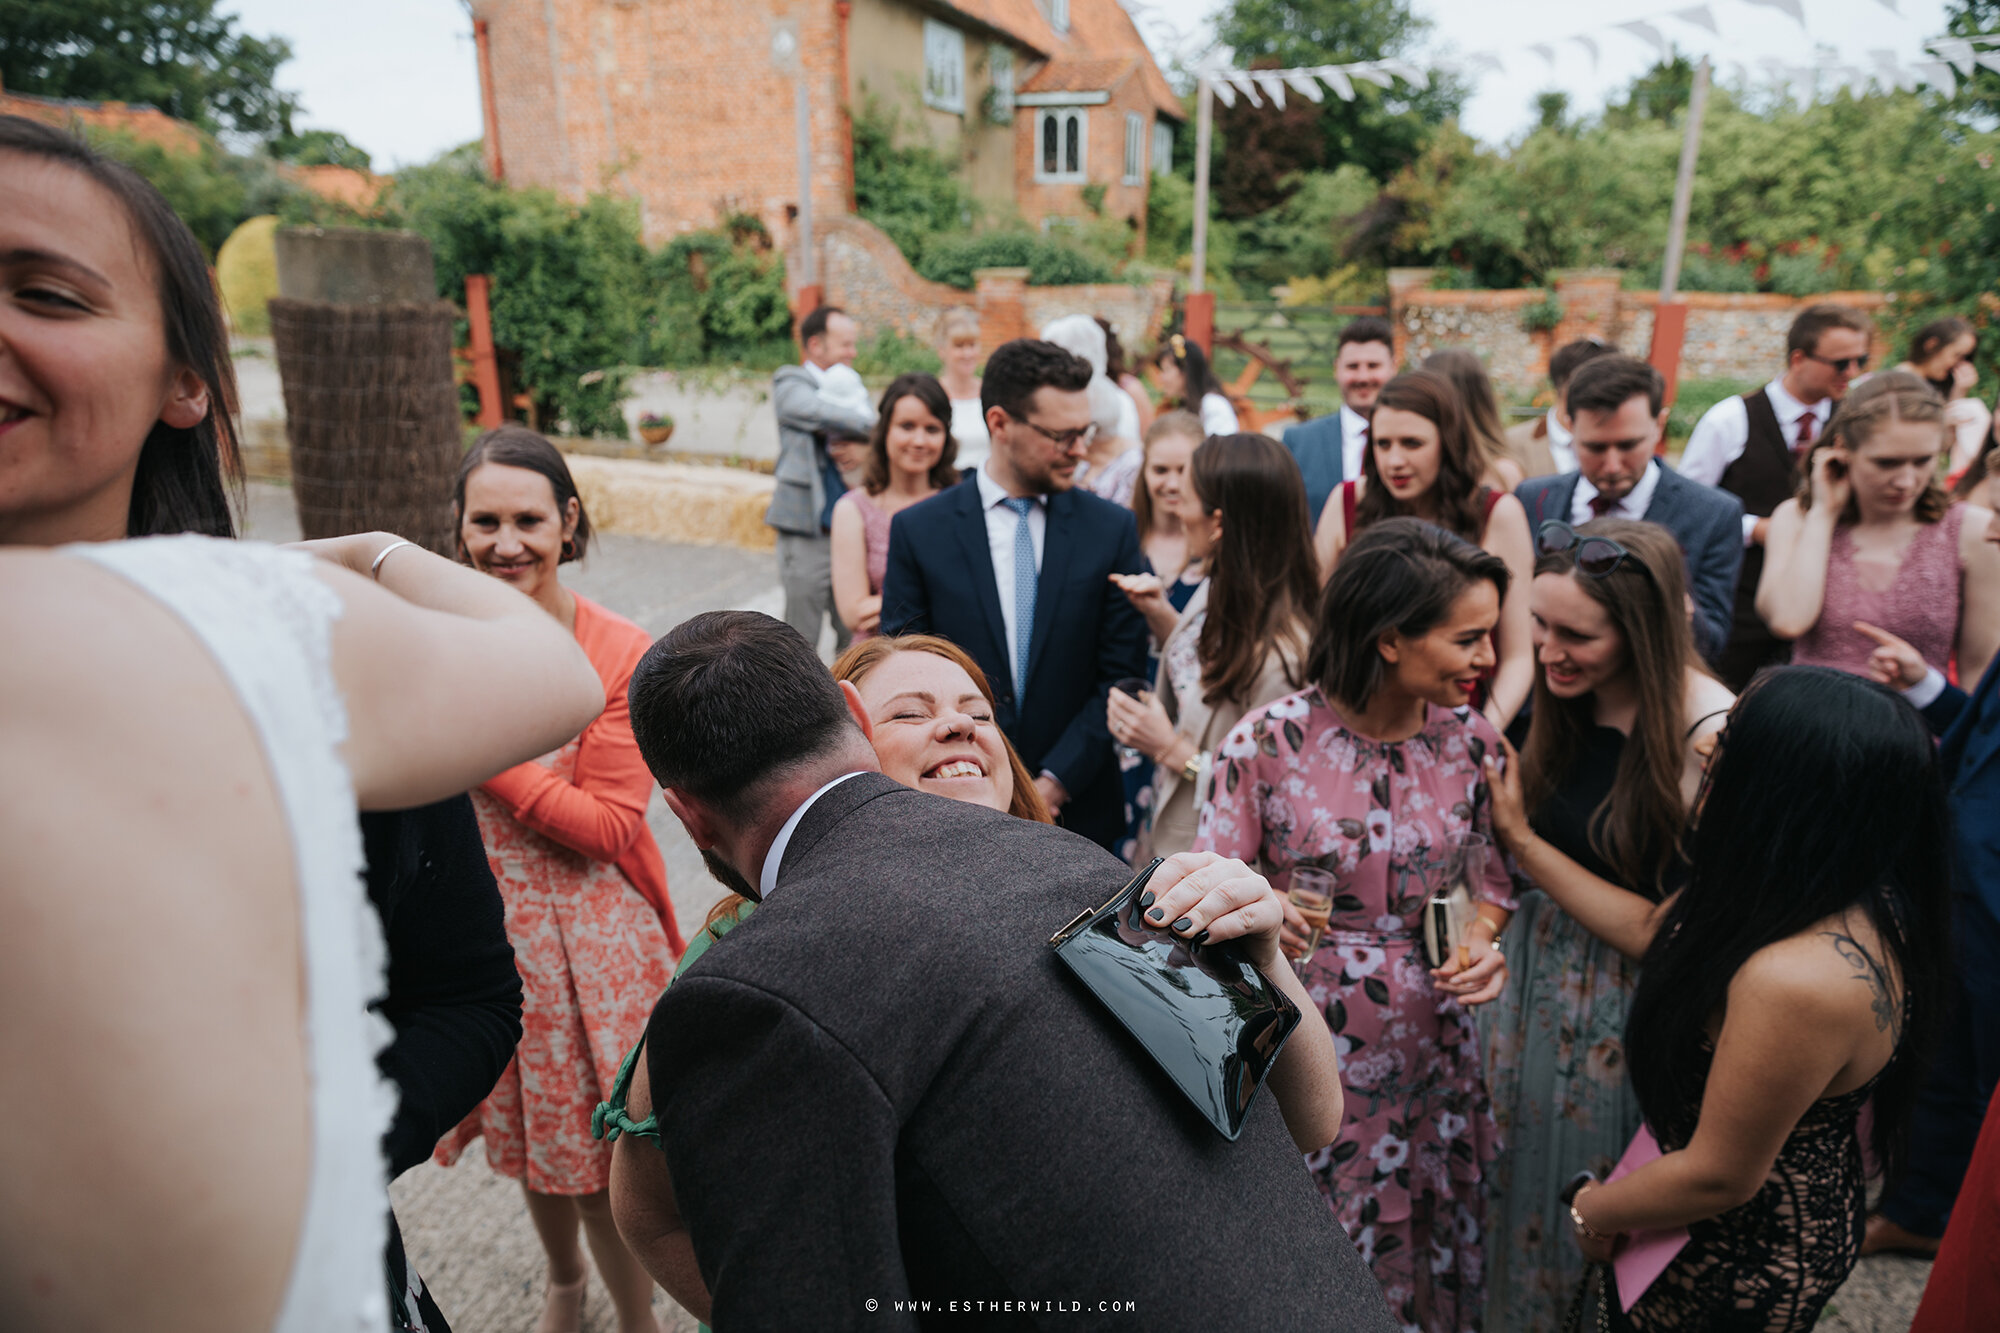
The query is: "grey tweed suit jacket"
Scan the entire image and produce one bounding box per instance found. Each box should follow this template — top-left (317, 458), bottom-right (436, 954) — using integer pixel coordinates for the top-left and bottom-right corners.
top-left (646, 771), bottom-right (1396, 1332)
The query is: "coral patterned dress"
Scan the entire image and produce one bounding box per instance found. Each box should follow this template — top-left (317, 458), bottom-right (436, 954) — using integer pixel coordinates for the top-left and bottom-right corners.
top-left (1196, 688), bottom-right (1514, 1333)
top-left (435, 594), bottom-right (681, 1195)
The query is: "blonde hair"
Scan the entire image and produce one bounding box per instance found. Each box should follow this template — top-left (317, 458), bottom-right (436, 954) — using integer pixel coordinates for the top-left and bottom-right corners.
top-left (936, 307), bottom-right (981, 345)
top-left (1132, 409), bottom-right (1203, 536)
top-left (1797, 371), bottom-right (1950, 525)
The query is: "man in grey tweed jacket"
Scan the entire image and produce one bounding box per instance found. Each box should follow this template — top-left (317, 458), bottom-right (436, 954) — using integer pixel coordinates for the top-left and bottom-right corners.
top-left (611, 610), bottom-right (1395, 1331)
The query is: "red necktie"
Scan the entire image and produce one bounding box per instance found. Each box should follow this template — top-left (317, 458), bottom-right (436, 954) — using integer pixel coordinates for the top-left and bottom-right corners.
top-left (1795, 411), bottom-right (1816, 456)
top-left (1590, 492), bottom-right (1617, 518)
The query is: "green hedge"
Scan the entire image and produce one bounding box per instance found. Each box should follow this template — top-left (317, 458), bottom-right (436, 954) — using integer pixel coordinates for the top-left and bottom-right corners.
top-left (915, 232), bottom-right (1115, 290)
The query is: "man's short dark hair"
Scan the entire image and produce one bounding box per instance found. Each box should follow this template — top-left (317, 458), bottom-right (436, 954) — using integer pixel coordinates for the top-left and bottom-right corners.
top-left (799, 305), bottom-right (846, 349)
top-left (628, 610), bottom-right (858, 817)
top-left (980, 338), bottom-right (1093, 422)
top-left (1336, 316), bottom-right (1394, 355)
top-left (1549, 338), bottom-right (1616, 391)
top-left (1565, 355), bottom-right (1664, 419)
top-left (1787, 303), bottom-right (1873, 359)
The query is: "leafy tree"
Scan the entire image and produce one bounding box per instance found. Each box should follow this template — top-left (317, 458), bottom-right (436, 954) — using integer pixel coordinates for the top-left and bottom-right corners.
top-left (1602, 51), bottom-right (1697, 129)
top-left (0, 0), bottom-right (298, 136)
top-left (270, 127), bottom-right (372, 172)
top-left (1942, 0), bottom-right (2000, 121)
top-left (1208, 0), bottom-right (1466, 208)
top-left (850, 98), bottom-right (976, 266)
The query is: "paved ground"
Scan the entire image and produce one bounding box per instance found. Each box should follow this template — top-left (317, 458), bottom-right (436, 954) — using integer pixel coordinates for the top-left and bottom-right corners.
top-left (242, 481), bottom-right (1932, 1331)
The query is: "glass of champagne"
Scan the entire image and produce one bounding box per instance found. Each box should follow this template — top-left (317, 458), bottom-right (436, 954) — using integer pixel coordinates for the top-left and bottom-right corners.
top-left (1439, 831), bottom-right (1490, 971)
top-left (1287, 866), bottom-right (1336, 963)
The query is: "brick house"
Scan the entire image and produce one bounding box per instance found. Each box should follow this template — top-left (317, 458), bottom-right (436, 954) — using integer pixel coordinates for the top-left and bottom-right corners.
top-left (469, 0), bottom-right (1182, 251)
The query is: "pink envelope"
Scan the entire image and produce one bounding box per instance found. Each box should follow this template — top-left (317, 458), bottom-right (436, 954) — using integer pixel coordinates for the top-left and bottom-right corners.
top-left (1606, 1125), bottom-right (1691, 1312)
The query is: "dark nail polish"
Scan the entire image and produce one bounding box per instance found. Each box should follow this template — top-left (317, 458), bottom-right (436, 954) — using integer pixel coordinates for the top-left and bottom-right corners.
top-left (1193, 929), bottom-right (1211, 947)
top-left (1172, 916), bottom-right (1193, 934)
top-left (1139, 890), bottom-right (1156, 910)
top-left (1147, 907), bottom-right (1166, 922)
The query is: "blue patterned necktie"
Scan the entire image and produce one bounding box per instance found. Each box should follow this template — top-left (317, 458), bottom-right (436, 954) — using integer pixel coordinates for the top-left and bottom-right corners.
top-left (1000, 496), bottom-right (1038, 692)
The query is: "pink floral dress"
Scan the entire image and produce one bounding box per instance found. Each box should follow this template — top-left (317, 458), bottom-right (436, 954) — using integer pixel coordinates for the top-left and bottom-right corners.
top-left (1196, 688), bottom-right (1515, 1333)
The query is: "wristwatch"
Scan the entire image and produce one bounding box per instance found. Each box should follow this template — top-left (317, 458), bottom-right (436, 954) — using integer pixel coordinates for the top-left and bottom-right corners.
top-left (1181, 751), bottom-right (1205, 785)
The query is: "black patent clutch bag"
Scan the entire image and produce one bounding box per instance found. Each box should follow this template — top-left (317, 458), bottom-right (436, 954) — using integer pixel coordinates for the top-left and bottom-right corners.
top-left (1050, 858), bottom-right (1303, 1140)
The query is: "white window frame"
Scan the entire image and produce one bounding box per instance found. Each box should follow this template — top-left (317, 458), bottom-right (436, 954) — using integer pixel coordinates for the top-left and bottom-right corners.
top-left (923, 20), bottom-right (965, 113)
top-left (1034, 107), bottom-right (1087, 183)
top-left (1151, 119), bottom-right (1173, 176)
top-left (1122, 113), bottom-right (1144, 184)
top-left (987, 44), bottom-right (1015, 122)
top-left (1046, 0), bottom-right (1070, 36)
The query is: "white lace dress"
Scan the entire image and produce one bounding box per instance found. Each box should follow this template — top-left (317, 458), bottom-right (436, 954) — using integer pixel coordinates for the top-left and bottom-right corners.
top-left (65, 535), bottom-right (395, 1333)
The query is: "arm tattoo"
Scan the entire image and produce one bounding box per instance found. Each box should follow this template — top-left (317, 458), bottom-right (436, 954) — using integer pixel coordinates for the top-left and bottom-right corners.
top-left (1821, 932), bottom-right (1900, 1038)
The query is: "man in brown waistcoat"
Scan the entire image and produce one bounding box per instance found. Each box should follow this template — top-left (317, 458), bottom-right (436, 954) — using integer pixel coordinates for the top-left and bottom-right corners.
top-left (1678, 303), bottom-right (1874, 690)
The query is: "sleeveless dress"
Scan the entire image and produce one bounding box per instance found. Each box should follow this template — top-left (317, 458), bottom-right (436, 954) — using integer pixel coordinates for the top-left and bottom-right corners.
top-left (1198, 692), bottom-right (1516, 1333)
top-left (1791, 504), bottom-right (1967, 676)
top-left (1482, 727), bottom-right (1684, 1332)
top-left (835, 488), bottom-right (894, 641)
top-left (1612, 1064), bottom-right (1888, 1331)
top-left (66, 536), bottom-right (394, 1333)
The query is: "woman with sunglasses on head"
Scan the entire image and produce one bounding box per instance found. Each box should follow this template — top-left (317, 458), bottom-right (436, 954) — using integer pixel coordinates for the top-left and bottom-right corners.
top-left (1314, 370), bottom-right (1536, 732)
top-left (1105, 433), bottom-right (1318, 859)
top-left (1152, 331), bottom-right (1239, 438)
top-left (1758, 373), bottom-right (2000, 691)
top-left (1482, 666), bottom-right (1950, 1330)
top-left (1196, 517), bottom-right (1516, 1333)
top-left (1479, 518), bottom-right (1734, 1333)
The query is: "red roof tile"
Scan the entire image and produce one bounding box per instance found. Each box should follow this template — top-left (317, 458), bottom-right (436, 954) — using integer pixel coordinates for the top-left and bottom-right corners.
top-left (942, 0), bottom-right (1183, 120)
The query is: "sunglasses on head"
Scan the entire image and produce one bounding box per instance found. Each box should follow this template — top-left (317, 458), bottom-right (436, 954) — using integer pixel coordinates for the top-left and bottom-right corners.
top-left (1536, 520), bottom-right (1639, 579)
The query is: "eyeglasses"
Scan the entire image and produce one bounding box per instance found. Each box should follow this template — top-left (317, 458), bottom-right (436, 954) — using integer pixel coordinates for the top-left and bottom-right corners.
top-left (1014, 415), bottom-right (1097, 451)
top-left (1536, 520), bottom-right (1644, 579)
top-left (1803, 352), bottom-right (1871, 374)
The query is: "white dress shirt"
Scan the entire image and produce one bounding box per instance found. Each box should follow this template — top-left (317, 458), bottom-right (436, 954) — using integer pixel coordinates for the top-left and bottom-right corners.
top-left (758, 770), bottom-right (870, 898)
top-left (1571, 457), bottom-right (1664, 526)
top-left (1544, 409), bottom-right (1577, 474)
top-left (1340, 404), bottom-right (1371, 481)
top-left (1679, 379), bottom-right (1832, 545)
top-left (976, 462), bottom-right (1047, 675)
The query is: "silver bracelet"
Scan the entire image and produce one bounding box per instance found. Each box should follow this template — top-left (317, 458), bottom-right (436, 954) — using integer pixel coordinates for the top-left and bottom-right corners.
top-left (369, 539), bottom-right (416, 580)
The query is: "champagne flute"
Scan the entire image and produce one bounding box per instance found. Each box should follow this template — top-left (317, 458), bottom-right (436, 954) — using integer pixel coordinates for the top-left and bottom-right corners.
top-left (1287, 866), bottom-right (1336, 962)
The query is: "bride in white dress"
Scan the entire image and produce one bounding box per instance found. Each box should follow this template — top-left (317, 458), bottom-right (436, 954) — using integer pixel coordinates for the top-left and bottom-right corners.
top-left (0, 116), bottom-right (608, 1330)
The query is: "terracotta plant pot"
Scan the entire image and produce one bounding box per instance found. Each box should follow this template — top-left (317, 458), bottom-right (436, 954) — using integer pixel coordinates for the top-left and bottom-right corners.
top-left (639, 423), bottom-right (675, 446)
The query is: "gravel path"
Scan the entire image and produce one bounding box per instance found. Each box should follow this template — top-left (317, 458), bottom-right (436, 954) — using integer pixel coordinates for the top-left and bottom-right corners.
top-left (242, 482), bottom-right (1931, 1332)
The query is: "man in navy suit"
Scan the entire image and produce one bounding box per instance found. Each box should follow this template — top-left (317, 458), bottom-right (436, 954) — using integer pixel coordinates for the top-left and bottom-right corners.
top-left (880, 339), bottom-right (1149, 850)
top-left (1514, 356), bottom-right (1743, 661)
top-left (1281, 316), bottom-right (1395, 530)
top-left (1854, 581), bottom-right (2000, 1256)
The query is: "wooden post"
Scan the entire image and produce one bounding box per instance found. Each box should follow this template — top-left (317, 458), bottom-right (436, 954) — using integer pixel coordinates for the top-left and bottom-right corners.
top-left (1190, 76), bottom-right (1214, 298)
top-left (473, 19), bottom-right (505, 182)
top-left (465, 274), bottom-right (504, 429)
top-left (1185, 292), bottom-right (1215, 356)
top-left (1649, 57), bottom-right (1711, 419)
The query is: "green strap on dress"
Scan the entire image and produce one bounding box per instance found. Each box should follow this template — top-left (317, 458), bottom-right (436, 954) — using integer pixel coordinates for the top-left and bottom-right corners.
top-left (590, 900), bottom-right (755, 1149)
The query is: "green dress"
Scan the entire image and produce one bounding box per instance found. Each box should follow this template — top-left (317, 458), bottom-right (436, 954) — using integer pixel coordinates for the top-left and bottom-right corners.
top-left (1480, 728), bottom-right (1675, 1333)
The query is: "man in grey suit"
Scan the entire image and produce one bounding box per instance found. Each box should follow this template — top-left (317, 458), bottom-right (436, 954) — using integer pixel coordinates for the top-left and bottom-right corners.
top-left (610, 610), bottom-right (1396, 1332)
top-left (1514, 356), bottom-right (1744, 660)
top-left (768, 305), bottom-right (873, 653)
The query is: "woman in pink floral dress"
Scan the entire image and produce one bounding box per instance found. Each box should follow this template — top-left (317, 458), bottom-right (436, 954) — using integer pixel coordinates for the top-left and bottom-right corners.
top-left (1197, 518), bottom-right (1516, 1333)
top-left (435, 428), bottom-right (678, 1333)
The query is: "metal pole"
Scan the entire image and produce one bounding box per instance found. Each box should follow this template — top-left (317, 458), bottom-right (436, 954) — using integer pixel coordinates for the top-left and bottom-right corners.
top-left (1190, 76), bottom-right (1213, 297)
top-left (794, 67), bottom-right (816, 288)
top-left (1658, 57), bottom-right (1711, 304)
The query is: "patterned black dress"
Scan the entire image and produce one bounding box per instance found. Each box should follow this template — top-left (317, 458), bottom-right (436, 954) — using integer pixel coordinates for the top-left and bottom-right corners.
top-left (1610, 1041), bottom-right (1886, 1330)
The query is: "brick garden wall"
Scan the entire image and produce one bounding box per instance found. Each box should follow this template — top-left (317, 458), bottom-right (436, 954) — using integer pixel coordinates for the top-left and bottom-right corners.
top-left (1386, 267), bottom-right (1893, 398)
top-left (818, 214), bottom-right (1174, 360)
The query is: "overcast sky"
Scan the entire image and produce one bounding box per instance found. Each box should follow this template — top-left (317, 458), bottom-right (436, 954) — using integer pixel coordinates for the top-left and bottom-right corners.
top-left (225, 0), bottom-right (1955, 171)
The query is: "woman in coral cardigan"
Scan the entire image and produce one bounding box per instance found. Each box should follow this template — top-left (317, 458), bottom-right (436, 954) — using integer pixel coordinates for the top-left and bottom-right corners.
top-left (434, 426), bottom-right (683, 1333)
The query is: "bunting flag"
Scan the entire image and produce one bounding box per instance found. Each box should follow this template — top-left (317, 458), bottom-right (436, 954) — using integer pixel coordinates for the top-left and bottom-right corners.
top-left (1571, 35), bottom-right (1601, 68)
top-left (1315, 65), bottom-right (1356, 101)
top-left (1616, 20), bottom-right (1670, 60)
top-left (1930, 38), bottom-right (1977, 77)
top-left (1740, 0), bottom-right (1806, 23)
top-left (1674, 5), bottom-right (1719, 35)
top-left (1283, 70), bottom-right (1325, 103)
top-left (1210, 78), bottom-right (1236, 108)
top-left (1378, 57), bottom-right (1430, 90)
top-left (1529, 43), bottom-right (1557, 67)
top-left (1979, 51), bottom-right (2000, 76)
top-left (1254, 71), bottom-right (1288, 108)
top-left (1913, 59), bottom-right (1957, 93)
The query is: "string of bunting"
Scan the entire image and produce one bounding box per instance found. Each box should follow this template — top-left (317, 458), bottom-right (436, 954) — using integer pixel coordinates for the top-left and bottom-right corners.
top-left (1198, 0), bottom-right (1969, 109)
